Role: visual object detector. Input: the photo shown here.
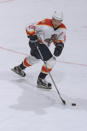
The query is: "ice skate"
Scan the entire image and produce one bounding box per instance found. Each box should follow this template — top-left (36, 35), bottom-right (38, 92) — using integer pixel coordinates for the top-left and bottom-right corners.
top-left (11, 66), bottom-right (26, 77)
top-left (37, 77), bottom-right (52, 89)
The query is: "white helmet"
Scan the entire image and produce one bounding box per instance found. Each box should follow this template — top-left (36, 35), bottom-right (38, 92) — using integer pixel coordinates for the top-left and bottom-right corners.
top-left (52, 11), bottom-right (63, 21)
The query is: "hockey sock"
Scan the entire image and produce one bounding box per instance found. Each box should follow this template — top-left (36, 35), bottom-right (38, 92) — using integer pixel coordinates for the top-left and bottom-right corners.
top-left (19, 62), bottom-right (26, 70)
top-left (38, 72), bottom-right (47, 79)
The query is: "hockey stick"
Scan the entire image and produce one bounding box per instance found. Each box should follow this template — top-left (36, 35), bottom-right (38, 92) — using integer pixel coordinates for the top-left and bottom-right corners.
top-left (36, 45), bottom-right (66, 105)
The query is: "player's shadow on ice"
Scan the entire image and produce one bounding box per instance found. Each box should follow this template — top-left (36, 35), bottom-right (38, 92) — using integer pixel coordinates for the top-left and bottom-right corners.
top-left (10, 76), bottom-right (87, 114)
top-left (0, 69), bottom-right (64, 114)
top-left (1, 70), bottom-right (87, 114)
top-left (10, 77), bottom-right (58, 114)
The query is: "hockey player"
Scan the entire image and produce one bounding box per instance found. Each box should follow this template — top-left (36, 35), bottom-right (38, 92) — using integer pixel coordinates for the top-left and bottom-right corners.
top-left (12, 11), bottom-right (66, 89)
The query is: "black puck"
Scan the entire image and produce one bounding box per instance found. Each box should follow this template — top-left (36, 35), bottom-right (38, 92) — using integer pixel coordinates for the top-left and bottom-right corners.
top-left (72, 103), bottom-right (76, 106)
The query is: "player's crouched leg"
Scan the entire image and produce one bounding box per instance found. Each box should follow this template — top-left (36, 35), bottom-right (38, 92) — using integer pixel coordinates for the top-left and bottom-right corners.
top-left (23, 54), bottom-right (40, 67)
top-left (37, 57), bottom-right (56, 89)
top-left (12, 54), bottom-right (40, 77)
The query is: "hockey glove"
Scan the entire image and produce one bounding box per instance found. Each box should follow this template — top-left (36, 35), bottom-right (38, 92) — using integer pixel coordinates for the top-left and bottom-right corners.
top-left (29, 35), bottom-right (38, 41)
top-left (54, 43), bottom-right (64, 57)
top-left (29, 35), bottom-right (38, 46)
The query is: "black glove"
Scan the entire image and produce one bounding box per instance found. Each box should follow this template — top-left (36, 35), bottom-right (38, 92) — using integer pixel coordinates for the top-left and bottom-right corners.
top-left (28, 35), bottom-right (38, 46)
top-left (28, 35), bottom-right (38, 41)
top-left (54, 43), bottom-right (64, 57)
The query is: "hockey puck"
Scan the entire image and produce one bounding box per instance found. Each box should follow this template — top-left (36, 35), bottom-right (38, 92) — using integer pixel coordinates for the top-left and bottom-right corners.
top-left (72, 103), bottom-right (76, 106)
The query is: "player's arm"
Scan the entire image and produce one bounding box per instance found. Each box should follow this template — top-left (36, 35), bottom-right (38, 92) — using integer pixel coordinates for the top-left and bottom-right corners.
top-left (52, 30), bottom-right (66, 57)
top-left (26, 24), bottom-right (38, 42)
top-left (26, 23), bottom-right (44, 45)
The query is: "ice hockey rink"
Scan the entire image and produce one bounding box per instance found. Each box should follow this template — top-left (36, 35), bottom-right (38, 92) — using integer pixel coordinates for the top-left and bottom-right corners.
top-left (0, 0), bottom-right (87, 130)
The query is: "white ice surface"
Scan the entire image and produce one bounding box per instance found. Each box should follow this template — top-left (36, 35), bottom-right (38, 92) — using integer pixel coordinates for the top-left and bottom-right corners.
top-left (0, 0), bottom-right (87, 131)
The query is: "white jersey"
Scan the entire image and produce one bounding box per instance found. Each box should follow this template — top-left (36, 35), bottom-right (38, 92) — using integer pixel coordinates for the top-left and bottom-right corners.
top-left (26, 18), bottom-right (66, 46)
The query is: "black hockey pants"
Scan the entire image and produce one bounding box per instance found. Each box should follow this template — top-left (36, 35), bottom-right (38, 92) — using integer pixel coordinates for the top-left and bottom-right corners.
top-left (29, 41), bottom-right (53, 61)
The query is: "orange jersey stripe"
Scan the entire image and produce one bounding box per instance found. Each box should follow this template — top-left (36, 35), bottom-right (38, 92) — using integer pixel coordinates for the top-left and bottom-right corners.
top-left (26, 29), bottom-right (36, 36)
top-left (54, 40), bottom-right (63, 45)
top-left (37, 19), bottom-right (53, 27)
top-left (59, 23), bottom-right (66, 29)
top-left (37, 19), bottom-right (66, 29)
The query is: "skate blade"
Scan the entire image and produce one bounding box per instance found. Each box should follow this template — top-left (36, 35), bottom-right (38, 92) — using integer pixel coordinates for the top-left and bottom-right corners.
top-left (37, 84), bottom-right (52, 89)
top-left (11, 68), bottom-right (26, 77)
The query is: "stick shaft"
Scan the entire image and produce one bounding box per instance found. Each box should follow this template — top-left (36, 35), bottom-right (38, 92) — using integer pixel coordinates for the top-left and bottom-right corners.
top-left (36, 46), bottom-right (66, 104)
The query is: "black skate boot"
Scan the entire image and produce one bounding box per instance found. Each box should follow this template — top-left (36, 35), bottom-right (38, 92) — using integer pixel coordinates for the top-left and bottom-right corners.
top-left (37, 77), bottom-right (52, 89)
top-left (11, 65), bottom-right (26, 77)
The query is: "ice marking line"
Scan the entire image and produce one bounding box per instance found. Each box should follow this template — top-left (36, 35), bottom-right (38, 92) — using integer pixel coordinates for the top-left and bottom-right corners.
top-left (57, 60), bottom-right (87, 67)
top-left (0, 45), bottom-right (87, 67)
top-left (0, 0), bottom-right (15, 4)
top-left (0, 46), bottom-right (28, 56)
